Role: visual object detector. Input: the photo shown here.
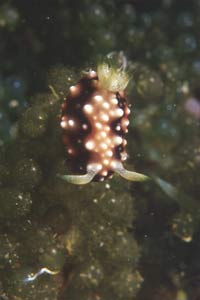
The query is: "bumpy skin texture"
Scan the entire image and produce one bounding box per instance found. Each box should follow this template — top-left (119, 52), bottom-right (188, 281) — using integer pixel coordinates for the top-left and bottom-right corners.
top-left (61, 71), bottom-right (130, 182)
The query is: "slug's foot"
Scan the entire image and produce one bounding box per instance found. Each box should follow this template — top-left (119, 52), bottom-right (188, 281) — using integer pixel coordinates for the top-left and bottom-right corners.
top-left (112, 161), bottom-right (150, 182)
top-left (58, 162), bottom-right (149, 185)
top-left (57, 163), bottom-right (102, 185)
top-left (58, 172), bottom-right (96, 185)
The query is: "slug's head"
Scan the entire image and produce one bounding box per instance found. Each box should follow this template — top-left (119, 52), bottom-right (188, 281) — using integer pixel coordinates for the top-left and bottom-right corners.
top-left (97, 51), bottom-right (130, 92)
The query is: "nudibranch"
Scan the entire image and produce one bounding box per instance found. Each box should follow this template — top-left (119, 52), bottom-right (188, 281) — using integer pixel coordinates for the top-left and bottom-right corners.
top-left (60, 54), bottom-right (148, 184)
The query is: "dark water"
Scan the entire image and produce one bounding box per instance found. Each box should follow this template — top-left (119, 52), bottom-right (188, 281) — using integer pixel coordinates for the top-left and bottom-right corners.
top-left (0, 0), bottom-right (200, 299)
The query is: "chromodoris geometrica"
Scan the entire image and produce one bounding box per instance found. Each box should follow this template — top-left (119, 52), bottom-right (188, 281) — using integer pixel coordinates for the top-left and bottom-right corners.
top-left (60, 59), bottom-right (148, 184)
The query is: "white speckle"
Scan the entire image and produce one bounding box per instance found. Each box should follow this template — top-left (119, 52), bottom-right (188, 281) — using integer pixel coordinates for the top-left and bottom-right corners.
top-left (115, 108), bottom-right (124, 117)
top-left (68, 119), bottom-right (75, 126)
top-left (60, 120), bottom-right (67, 128)
top-left (123, 119), bottom-right (130, 126)
top-left (126, 108), bottom-right (131, 114)
top-left (105, 150), bottom-right (113, 157)
top-left (100, 131), bottom-right (107, 138)
top-left (111, 98), bottom-right (118, 105)
top-left (102, 170), bottom-right (108, 176)
top-left (94, 95), bottom-right (103, 102)
top-left (116, 125), bottom-right (121, 131)
top-left (95, 122), bottom-right (103, 129)
top-left (96, 134), bottom-right (102, 140)
top-left (102, 102), bottom-right (110, 109)
top-left (105, 126), bottom-right (110, 132)
top-left (84, 104), bottom-right (93, 114)
top-left (100, 143), bottom-right (108, 150)
top-left (103, 159), bottom-right (109, 165)
top-left (82, 124), bottom-right (88, 130)
top-left (105, 138), bottom-right (111, 145)
top-left (68, 148), bottom-right (73, 154)
top-left (69, 85), bottom-right (76, 92)
top-left (85, 140), bottom-right (95, 150)
top-left (113, 136), bottom-right (123, 145)
top-left (100, 113), bottom-right (109, 122)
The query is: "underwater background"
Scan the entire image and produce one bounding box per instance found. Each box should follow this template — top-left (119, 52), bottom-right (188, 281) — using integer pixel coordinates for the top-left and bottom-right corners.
top-left (0, 0), bottom-right (200, 299)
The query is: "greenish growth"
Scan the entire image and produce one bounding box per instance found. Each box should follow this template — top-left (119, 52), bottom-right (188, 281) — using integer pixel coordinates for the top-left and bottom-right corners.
top-left (12, 158), bottom-right (42, 191)
top-left (0, 3), bottom-right (19, 30)
top-left (135, 69), bottom-right (164, 101)
top-left (0, 234), bottom-right (19, 270)
top-left (109, 269), bottom-right (143, 299)
top-left (0, 189), bottom-right (32, 219)
top-left (5, 269), bottom-right (59, 300)
top-left (0, 66), bottom-right (141, 299)
top-left (47, 65), bottom-right (79, 97)
top-left (0, 164), bottom-right (10, 186)
top-left (19, 107), bottom-right (48, 138)
top-left (172, 211), bottom-right (195, 242)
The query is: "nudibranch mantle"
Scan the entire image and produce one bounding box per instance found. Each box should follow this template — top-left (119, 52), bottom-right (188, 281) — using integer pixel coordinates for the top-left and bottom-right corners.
top-left (60, 61), bottom-right (148, 184)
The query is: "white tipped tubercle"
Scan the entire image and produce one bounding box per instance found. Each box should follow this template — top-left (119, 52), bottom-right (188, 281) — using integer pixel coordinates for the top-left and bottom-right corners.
top-left (85, 140), bottom-right (95, 150)
top-left (111, 161), bottom-right (149, 182)
top-left (94, 95), bottom-right (103, 102)
top-left (84, 104), bottom-right (93, 114)
top-left (68, 119), bottom-right (75, 127)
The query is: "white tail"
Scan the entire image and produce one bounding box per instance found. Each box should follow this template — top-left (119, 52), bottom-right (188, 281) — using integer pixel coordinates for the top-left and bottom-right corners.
top-left (58, 163), bottom-right (103, 185)
top-left (59, 171), bottom-right (96, 185)
top-left (113, 161), bottom-right (149, 182)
